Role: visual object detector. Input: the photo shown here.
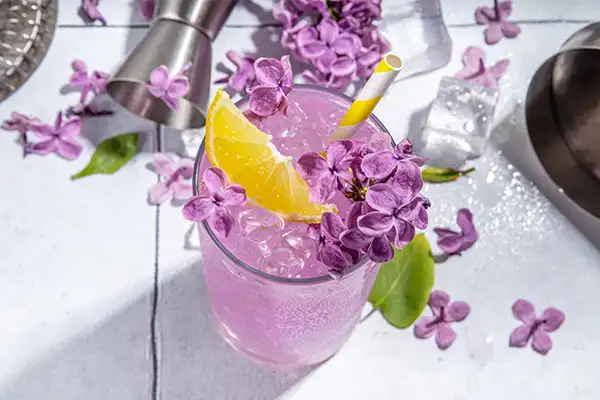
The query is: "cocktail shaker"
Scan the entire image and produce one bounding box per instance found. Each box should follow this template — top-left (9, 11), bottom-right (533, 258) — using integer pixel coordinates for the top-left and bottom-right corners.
top-left (106, 0), bottom-right (238, 130)
top-left (526, 22), bottom-right (600, 218)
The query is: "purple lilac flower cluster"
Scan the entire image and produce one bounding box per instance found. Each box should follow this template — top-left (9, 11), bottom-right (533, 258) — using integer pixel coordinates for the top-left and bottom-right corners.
top-left (296, 136), bottom-right (429, 274)
top-left (273, 0), bottom-right (390, 89)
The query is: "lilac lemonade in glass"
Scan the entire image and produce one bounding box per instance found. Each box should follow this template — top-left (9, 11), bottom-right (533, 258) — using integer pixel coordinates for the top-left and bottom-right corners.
top-left (194, 86), bottom-right (385, 366)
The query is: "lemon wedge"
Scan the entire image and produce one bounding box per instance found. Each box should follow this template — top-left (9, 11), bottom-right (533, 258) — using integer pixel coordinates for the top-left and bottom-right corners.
top-left (204, 90), bottom-right (335, 223)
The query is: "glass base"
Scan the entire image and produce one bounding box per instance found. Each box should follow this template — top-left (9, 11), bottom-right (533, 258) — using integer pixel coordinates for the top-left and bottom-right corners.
top-left (214, 317), bottom-right (335, 369)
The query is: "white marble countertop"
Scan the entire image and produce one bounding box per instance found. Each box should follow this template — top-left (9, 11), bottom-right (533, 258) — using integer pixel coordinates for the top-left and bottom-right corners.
top-left (2, 1), bottom-right (600, 399)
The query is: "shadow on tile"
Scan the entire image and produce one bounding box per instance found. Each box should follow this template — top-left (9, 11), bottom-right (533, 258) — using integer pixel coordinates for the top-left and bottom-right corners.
top-left (0, 263), bottom-right (310, 400)
top-left (158, 261), bottom-right (311, 400)
top-left (0, 294), bottom-right (153, 400)
top-left (234, 0), bottom-right (278, 26)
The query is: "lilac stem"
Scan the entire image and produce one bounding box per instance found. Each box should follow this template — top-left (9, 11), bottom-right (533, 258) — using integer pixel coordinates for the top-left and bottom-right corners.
top-left (493, 0), bottom-right (500, 21)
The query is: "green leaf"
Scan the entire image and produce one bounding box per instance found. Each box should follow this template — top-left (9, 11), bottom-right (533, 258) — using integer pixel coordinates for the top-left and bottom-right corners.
top-left (71, 133), bottom-right (139, 180)
top-left (422, 167), bottom-right (475, 183)
top-left (368, 234), bottom-right (435, 328)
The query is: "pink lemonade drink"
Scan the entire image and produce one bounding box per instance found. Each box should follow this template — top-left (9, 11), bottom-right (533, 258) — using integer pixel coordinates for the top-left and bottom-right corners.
top-left (194, 85), bottom-right (388, 367)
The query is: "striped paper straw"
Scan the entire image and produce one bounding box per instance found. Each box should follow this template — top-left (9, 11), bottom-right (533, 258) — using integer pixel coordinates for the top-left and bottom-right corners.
top-left (329, 53), bottom-right (403, 142)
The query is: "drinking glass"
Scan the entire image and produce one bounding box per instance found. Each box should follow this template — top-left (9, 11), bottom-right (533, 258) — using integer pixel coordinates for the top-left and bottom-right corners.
top-left (193, 86), bottom-right (387, 367)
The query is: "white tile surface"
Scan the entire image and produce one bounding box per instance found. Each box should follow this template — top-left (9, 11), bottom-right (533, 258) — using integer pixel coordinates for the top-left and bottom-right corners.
top-left (4, 1), bottom-right (600, 400)
top-left (0, 28), bottom-right (157, 399)
top-left (55, 0), bottom-right (600, 28)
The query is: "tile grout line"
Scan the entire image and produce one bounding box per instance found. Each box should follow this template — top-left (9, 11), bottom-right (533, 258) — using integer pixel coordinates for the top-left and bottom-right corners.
top-left (150, 123), bottom-right (162, 400)
top-left (447, 18), bottom-right (595, 27)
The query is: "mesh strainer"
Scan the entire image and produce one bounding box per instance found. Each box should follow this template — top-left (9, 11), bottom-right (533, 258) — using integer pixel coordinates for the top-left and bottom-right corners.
top-left (0, 0), bottom-right (58, 102)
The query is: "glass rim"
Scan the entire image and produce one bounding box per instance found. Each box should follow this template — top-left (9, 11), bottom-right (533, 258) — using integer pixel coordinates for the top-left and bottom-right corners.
top-left (192, 84), bottom-right (390, 285)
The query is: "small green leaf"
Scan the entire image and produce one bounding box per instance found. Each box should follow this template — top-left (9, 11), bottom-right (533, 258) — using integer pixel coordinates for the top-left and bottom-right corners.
top-left (422, 167), bottom-right (475, 183)
top-left (71, 133), bottom-right (139, 180)
top-left (368, 234), bottom-right (435, 328)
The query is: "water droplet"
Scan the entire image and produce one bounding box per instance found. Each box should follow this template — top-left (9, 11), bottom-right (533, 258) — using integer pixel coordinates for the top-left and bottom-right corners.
top-left (463, 121), bottom-right (475, 133)
top-left (445, 100), bottom-right (453, 109)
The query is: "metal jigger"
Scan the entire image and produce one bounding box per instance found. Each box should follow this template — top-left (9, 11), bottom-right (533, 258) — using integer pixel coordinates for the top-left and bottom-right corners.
top-left (106, 0), bottom-right (238, 130)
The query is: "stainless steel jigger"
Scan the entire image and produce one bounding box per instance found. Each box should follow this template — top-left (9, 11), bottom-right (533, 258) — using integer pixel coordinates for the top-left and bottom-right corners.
top-left (106, 0), bottom-right (238, 130)
top-left (526, 22), bottom-right (600, 218)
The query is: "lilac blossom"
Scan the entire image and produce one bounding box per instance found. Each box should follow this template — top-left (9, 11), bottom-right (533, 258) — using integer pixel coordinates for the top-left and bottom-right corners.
top-left (81, 0), bottom-right (106, 25)
top-left (214, 51), bottom-right (256, 92)
top-left (138, 0), bottom-right (155, 20)
top-left (69, 59), bottom-right (109, 96)
top-left (475, 0), bottom-right (521, 45)
top-left (307, 212), bottom-right (360, 276)
top-left (357, 183), bottom-right (421, 248)
top-left (28, 112), bottom-right (83, 160)
top-left (509, 299), bottom-right (565, 355)
top-left (2, 112), bottom-right (38, 152)
top-left (414, 290), bottom-right (471, 350)
top-left (68, 59), bottom-right (110, 116)
top-left (297, 18), bottom-right (362, 78)
top-left (455, 46), bottom-right (510, 89)
top-left (248, 56), bottom-right (293, 117)
top-left (340, 201), bottom-right (396, 262)
top-left (148, 153), bottom-right (194, 205)
top-left (273, 0), bottom-right (387, 88)
top-left (182, 167), bottom-right (247, 238)
top-left (148, 63), bottom-right (192, 111)
top-left (433, 209), bottom-right (478, 256)
top-left (361, 138), bottom-right (425, 180)
top-left (296, 140), bottom-right (355, 203)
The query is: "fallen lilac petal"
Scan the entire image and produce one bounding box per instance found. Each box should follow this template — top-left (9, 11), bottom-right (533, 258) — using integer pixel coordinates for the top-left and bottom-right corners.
top-left (531, 330), bottom-right (553, 355)
top-left (509, 325), bottom-right (532, 347)
top-left (81, 0), bottom-right (107, 25)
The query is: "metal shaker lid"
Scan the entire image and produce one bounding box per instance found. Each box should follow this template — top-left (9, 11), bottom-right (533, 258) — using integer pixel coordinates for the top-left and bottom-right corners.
top-left (526, 22), bottom-right (600, 218)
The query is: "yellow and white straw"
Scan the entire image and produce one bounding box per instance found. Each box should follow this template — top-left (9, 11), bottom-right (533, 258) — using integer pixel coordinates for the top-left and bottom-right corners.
top-left (329, 53), bottom-right (403, 142)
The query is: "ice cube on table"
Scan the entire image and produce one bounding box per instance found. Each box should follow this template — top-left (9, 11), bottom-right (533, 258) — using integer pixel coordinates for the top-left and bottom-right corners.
top-left (238, 207), bottom-right (285, 244)
top-left (258, 248), bottom-right (305, 278)
top-left (380, 0), bottom-right (452, 79)
top-left (419, 76), bottom-right (499, 167)
top-left (180, 127), bottom-right (205, 158)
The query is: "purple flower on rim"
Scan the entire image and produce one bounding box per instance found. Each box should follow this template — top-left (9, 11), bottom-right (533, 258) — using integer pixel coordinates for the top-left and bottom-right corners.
top-left (509, 299), bottom-right (565, 355)
top-left (296, 140), bottom-right (355, 203)
top-left (297, 18), bottom-right (361, 78)
top-left (182, 167), bottom-right (247, 238)
top-left (455, 46), bottom-right (509, 89)
top-left (138, 0), bottom-right (155, 20)
top-left (2, 112), bottom-right (38, 151)
top-left (81, 0), bottom-right (107, 25)
top-left (248, 56), bottom-right (293, 117)
top-left (148, 153), bottom-right (194, 205)
top-left (433, 209), bottom-right (478, 256)
top-left (414, 290), bottom-right (471, 350)
top-left (148, 63), bottom-right (192, 111)
top-left (357, 183), bottom-right (421, 248)
top-left (361, 138), bottom-right (425, 180)
top-left (340, 201), bottom-right (396, 262)
top-left (214, 51), bottom-right (256, 92)
top-left (28, 112), bottom-right (82, 160)
top-left (308, 212), bottom-right (360, 276)
top-left (475, 0), bottom-right (521, 45)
